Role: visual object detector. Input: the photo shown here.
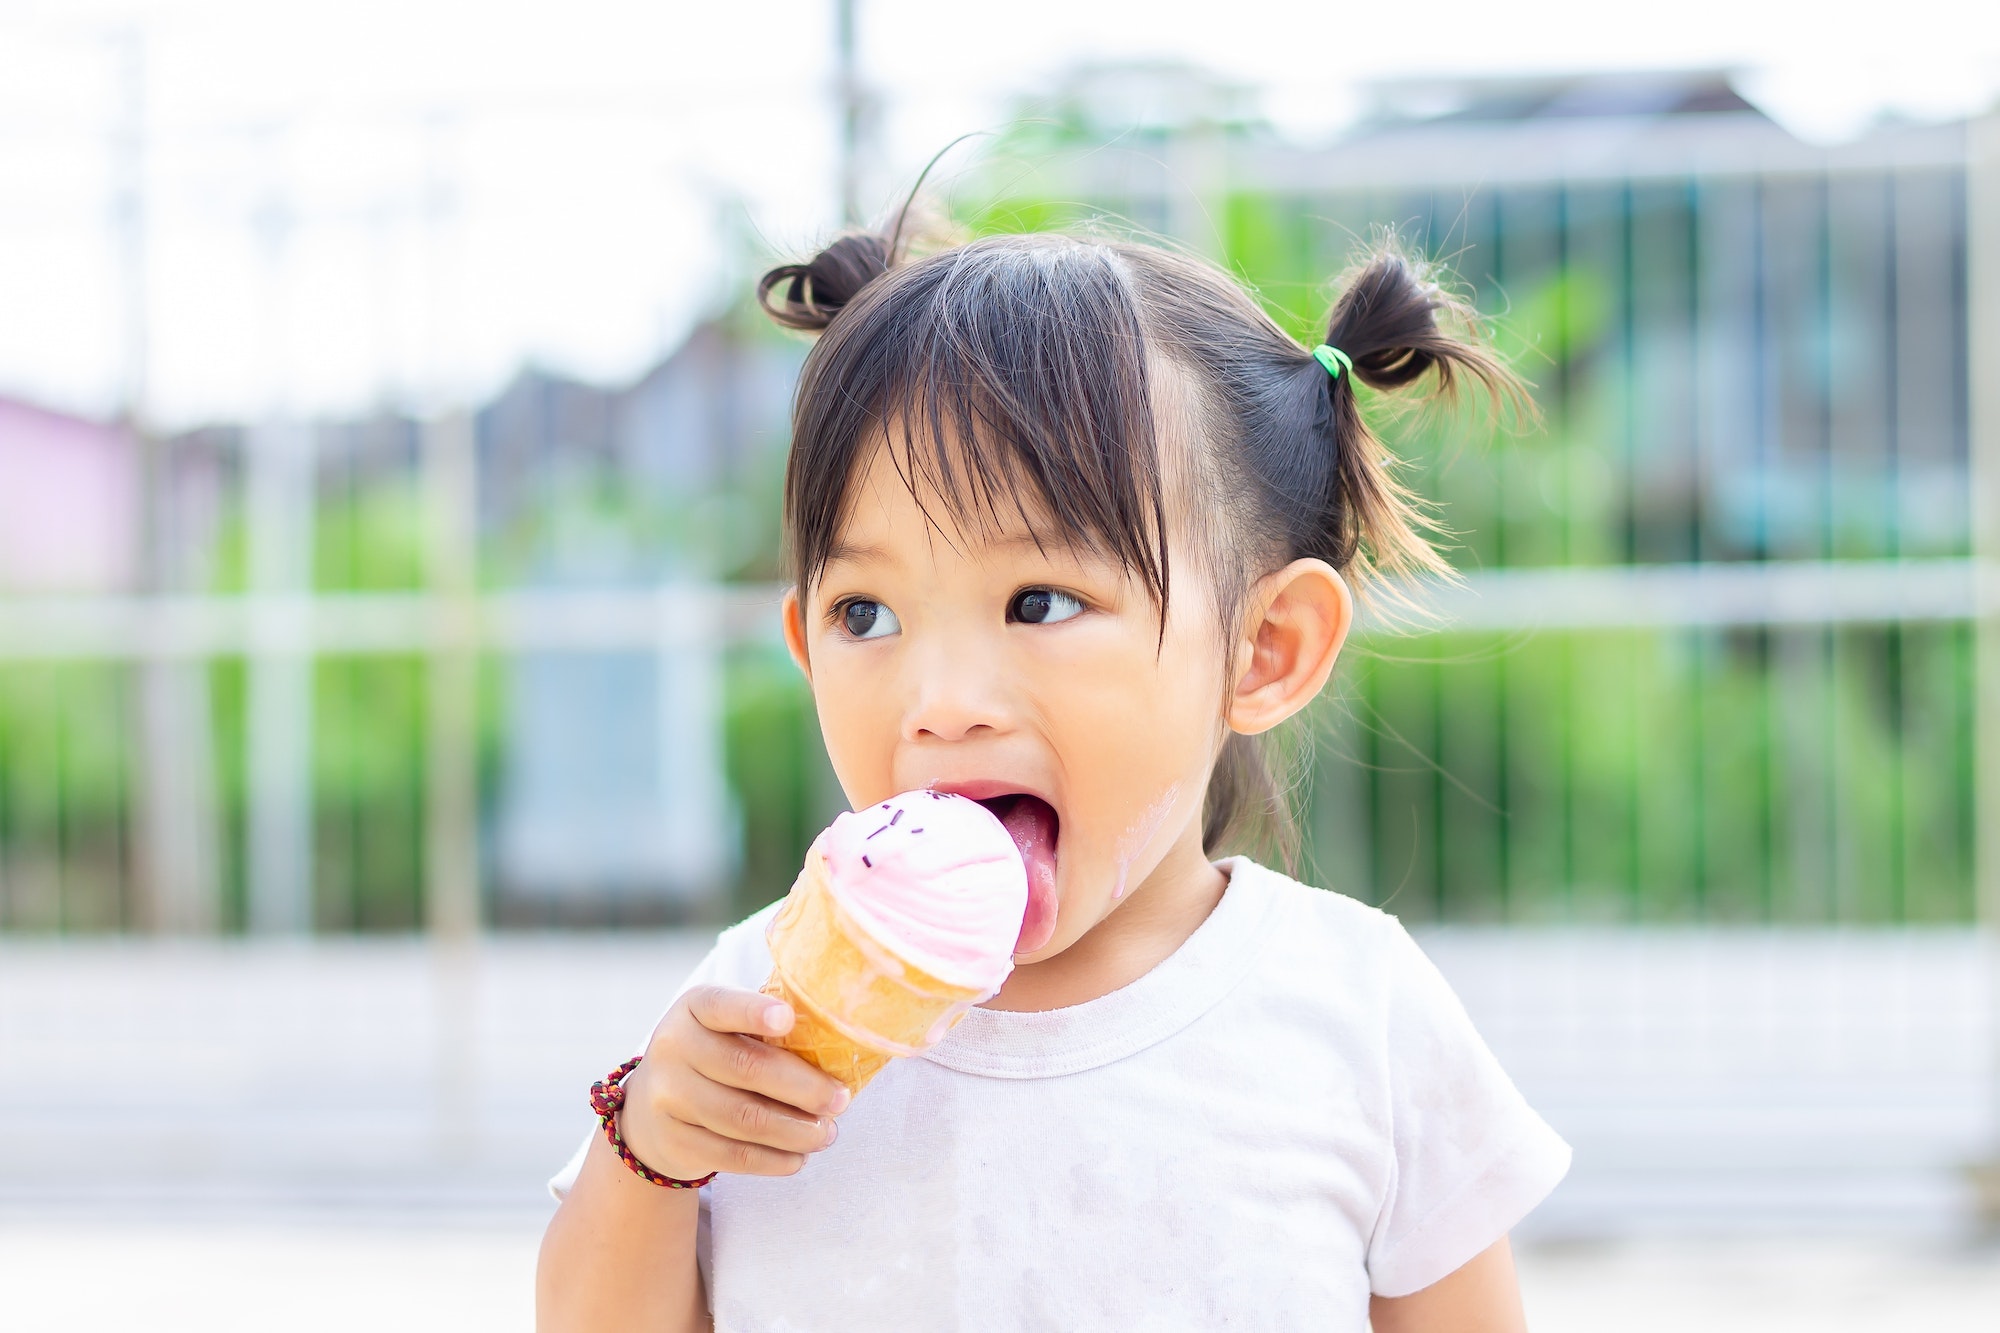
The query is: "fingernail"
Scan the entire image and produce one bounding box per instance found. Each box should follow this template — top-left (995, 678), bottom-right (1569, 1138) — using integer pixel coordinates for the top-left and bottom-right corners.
top-left (829, 1086), bottom-right (852, 1113)
top-left (765, 1004), bottom-right (791, 1033)
top-left (825, 1119), bottom-right (839, 1145)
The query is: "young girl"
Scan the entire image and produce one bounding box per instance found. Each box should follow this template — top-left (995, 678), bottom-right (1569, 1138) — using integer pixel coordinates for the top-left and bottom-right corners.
top-left (537, 219), bottom-right (1570, 1332)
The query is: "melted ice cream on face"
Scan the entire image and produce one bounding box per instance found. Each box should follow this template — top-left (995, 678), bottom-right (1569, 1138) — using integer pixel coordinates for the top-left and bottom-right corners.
top-left (820, 791), bottom-right (1029, 995)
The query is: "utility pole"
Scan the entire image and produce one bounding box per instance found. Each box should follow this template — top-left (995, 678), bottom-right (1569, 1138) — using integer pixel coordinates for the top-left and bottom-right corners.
top-left (120, 24), bottom-right (219, 933)
top-left (245, 123), bottom-right (315, 935)
top-left (418, 111), bottom-right (481, 1170)
top-left (834, 0), bottom-right (864, 226)
top-left (419, 113), bottom-right (480, 944)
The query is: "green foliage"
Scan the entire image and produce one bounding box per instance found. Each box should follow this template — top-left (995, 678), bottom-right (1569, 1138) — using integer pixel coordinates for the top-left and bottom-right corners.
top-left (1492, 266), bottom-right (1612, 372)
top-left (0, 662), bottom-right (133, 929)
top-left (317, 479), bottom-right (425, 591)
top-left (311, 655), bottom-right (427, 930)
top-left (962, 195), bottom-right (1095, 241)
top-left (1308, 622), bottom-right (1974, 925)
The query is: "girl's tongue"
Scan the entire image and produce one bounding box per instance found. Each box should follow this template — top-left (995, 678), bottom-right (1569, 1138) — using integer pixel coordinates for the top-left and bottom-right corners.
top-left (992, 796), bottom-right (1059, 956)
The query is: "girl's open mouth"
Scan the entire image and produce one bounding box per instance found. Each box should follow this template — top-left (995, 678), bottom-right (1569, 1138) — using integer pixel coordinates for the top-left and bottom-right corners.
top-left (974, 793), bottom-right (1060, 956)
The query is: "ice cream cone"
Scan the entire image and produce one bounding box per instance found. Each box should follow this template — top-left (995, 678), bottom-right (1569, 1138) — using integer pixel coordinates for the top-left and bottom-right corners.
top-left (759, 846), bottom-right (990, 1095)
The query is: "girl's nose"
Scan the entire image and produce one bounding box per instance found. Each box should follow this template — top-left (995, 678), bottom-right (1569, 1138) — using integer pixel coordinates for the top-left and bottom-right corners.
top-left (900, 634), bottom-right (1012, 743)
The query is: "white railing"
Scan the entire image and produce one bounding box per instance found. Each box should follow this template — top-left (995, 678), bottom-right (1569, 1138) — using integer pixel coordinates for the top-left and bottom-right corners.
top-left (1, 558), bottom-right (1988, 662)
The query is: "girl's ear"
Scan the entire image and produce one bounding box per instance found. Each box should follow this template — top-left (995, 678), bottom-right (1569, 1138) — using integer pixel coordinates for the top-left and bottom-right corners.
top-left (1225, 559), bottom-right (1353, 736)
top-left (781, 586), bottom-right (813, 682)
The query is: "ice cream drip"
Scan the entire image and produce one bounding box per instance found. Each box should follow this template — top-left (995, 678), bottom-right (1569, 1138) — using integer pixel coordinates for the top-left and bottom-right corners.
top-left (1109, 782), bottom-right (1182, 902)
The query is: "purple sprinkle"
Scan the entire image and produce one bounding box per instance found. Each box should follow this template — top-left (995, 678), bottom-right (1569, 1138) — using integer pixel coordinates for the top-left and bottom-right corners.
top-left (862, 854), bottom-right (872, 868)
top-left (866, 824), bottom-right (888, 840)
top-left (909, 827), bottom-right (922, 834)
top-left (890, 809), bottom-right (903, 826)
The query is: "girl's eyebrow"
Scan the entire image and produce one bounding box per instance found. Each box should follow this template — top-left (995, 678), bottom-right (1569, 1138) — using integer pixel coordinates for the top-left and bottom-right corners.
top-left (824, 530), bottom-right (1114, 573)
top-left (827, 531), bottom-right (1051, 562)
top-left (823, 540), bottom-right (889, 565)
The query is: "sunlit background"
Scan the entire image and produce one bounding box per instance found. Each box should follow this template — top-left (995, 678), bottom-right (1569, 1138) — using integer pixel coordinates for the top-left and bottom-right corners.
top-left (4, 1), bottom-right (2000, 1329)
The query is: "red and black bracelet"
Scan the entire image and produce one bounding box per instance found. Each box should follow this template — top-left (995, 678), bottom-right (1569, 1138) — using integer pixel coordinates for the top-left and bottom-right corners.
top-left (590, 1055), bottom-right (717, 1190)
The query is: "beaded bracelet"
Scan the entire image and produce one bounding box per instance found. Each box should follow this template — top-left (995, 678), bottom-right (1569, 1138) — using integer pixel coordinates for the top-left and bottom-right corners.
top-left (590, 1055), bottom-right (717, 1190)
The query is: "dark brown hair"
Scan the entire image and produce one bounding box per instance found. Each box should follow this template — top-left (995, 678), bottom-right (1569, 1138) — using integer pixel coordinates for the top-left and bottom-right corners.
top-left (758, 222), bottom-right (1520, 865)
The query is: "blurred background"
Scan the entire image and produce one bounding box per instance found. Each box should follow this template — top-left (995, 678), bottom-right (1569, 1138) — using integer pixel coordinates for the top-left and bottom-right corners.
top-left (3, 0), bottom-right (2000, 1328)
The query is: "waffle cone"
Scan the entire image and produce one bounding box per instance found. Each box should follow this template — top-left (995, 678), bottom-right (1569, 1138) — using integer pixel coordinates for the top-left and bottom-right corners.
top-left (759, 848), bottom-right (988, 1095)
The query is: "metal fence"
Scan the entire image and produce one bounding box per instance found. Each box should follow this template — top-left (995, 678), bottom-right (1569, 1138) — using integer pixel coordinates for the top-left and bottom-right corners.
top-left (2, 107), bottom-right (1997, 935)
top-left (973, 102), bottom-right (2000, 927)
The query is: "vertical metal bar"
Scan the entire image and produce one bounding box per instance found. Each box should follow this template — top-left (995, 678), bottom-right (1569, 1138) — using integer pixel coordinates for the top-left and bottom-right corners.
top-left (1971, 115), bottom-right (2000, 942)
top-left (1428, 640), bottom-right (1448, 918)
top-left (1621, 182), bottom-right (1642, 919)
top-left (53, 667), bottom-right (68, 932)
top-left (1885, 171), bottom-right (1909, 921)
top-left (1555, 182), bottom-right (1576, 916)
top-left (112, 665), bottom-right (133, 929)
top-left (423, 407), bottom-right (481, 1167)
top-left (1965, 106), bottom-right (2000, 1221)
top-left (246, 419), bottom-right (315, 932)
top-left (1364, 657), bottom-right (1384, 907)
top-left (1817, 172), bottom-right (1849, 923)
top-left (1688, 176), bottom-right (1709, 919)
top-left (339, 444), bottom-right (360, 930)
top-left (245, 120), bottom-right (314, 935)
top-left (423, 409), bottom-right (480, 941)
top-left (1491, 189), bottom-right (1513, 918)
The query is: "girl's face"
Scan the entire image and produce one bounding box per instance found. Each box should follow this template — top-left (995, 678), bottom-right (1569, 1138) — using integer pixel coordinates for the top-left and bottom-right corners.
top-left (783, 439), bottom-right (1231, 966)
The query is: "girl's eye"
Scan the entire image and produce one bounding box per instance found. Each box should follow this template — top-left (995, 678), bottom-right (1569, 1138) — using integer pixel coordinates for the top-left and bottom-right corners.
top-left (839, 599), bottom-right (900, 640)
top-left (1009, 588), bottom-right (1085, 625)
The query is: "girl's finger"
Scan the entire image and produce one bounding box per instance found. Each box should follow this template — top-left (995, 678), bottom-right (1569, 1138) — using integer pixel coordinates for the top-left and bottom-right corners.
top-left (668, 1070), bottom-right (839, 1156)
top-left (684, 1024), bottom-right (852, 1119)
top-left (651, 1115), bottom-right (808, 1179)
top-left (682, 984), bottom-right (794, 1038)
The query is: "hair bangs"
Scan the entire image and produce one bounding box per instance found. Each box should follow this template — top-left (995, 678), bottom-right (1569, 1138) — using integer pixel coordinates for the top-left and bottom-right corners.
top-left (785, 236), bottom-right (1170, 611)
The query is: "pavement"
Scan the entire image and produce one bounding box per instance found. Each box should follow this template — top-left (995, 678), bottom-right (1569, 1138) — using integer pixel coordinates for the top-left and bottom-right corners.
top-left (3, 1215), bottom-right (1997, 1332)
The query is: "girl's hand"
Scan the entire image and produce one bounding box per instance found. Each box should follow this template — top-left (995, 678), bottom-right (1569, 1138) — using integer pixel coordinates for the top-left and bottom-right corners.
top-left (616, 985), bottom-right (852, 1181)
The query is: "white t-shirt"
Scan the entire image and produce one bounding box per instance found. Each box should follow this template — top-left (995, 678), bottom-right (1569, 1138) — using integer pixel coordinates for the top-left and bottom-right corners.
top-left (550, 856), bottom-right (1570, 1331)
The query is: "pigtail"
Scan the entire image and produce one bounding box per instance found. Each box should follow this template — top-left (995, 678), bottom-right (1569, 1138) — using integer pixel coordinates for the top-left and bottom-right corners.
top-left (1314, 245), bottom-right (1527, 598)
top-left (1196, 239), bottom-right (1527, 863)
top-left (757, 230), bottom-right (899, 331)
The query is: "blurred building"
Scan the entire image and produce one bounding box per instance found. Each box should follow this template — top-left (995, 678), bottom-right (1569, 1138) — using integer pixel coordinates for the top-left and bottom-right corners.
top-left (475, 320), bottom-right (802, 922)
top-left (0, 397), bottom-right (138, 594)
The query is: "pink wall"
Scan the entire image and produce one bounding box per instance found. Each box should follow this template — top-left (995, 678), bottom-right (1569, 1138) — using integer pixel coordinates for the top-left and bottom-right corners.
top-left (0, 397), bottom-right (139, 594)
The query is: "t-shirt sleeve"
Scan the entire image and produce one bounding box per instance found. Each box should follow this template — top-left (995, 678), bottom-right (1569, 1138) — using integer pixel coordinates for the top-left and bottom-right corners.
top-left (1364, 920), bottom-right (1571, 1299)
top-left (546, 916), bottom-right (772, 1201)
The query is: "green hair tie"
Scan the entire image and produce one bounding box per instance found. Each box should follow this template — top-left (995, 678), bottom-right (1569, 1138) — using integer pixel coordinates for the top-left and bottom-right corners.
top-left (1311, 344), bottom-right (1353, 381)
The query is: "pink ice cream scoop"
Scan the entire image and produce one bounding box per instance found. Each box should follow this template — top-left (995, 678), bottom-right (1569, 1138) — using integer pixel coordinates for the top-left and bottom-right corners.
top-left (758, 790), bottom-right (1032, 1092)
top-left (820, 790), bottom-right (1030, 996)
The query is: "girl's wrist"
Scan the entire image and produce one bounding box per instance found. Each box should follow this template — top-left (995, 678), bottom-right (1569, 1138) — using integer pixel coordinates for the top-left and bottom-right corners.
top-left (591, 1057), bottom-right (717, 1190)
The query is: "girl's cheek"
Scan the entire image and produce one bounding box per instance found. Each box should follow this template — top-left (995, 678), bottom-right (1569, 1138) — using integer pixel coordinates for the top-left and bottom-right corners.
top-left (812, 658), bottom-right (899, 790)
